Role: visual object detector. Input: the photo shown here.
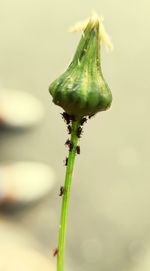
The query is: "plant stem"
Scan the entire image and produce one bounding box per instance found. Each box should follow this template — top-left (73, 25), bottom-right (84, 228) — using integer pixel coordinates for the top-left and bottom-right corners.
top-left (57, 120), bottom-right (81, 271)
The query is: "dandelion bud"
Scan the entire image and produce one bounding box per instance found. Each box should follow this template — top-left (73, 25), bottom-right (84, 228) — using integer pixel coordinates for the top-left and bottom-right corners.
top-left (49, 14), bottom-right (112, 119)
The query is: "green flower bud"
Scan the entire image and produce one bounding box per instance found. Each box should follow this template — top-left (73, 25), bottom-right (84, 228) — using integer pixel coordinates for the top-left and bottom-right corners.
top-left (49, 15), bottom-right (112, 119)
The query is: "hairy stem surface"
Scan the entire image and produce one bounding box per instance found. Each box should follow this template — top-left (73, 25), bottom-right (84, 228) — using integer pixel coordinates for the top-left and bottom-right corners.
top-left (57, 120), bottom-right (80, 271)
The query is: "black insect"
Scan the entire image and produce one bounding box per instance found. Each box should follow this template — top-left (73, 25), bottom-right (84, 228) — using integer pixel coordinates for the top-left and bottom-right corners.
top-left (65, 139), bottom-right (73, 151)
top-left (67, 125), bottom-right (72, 134)
top-left (59, 186), bottom-right (64, 196)
top-left (69, 142), bottom-right (73, 151)
top-left (77, 126), bottom-right (83, 138)
top-left (80, 117), bottom-right (87, 126)
top-left (53, 248), bottom-right (59, 257)
top-left (64, 157), bottom-right (68, 166)
top-left (76, 145), bottom-right (80, 154)
top-left (61, 112), bottom-right (71, 124)
top-left (89, 113), bottom-right (95, 119)
top-left (65, 139), bottom-right (70, 146)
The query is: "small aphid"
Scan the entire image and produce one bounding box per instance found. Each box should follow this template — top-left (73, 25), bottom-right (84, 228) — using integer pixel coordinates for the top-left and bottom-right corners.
top-left (65, 139), bottom-right (70, 146)
top-left (69, 142), bottom-right (73, 151)
top-left (89, 114), bottom-right (95, 119)
top-left (76, 145), bottom-right (80, 154)
top-left (65, 157), bottom-right (68, 166)
top-left (77, 126), bottom-right (83, 138)
top-left (65, 139), bottom-right (73, 151)
top-left (53, 248), bottom-right (59, 257)
top-left (80, 117), bottom-right (87, 126)
top-left (59, 186), bottom-right (64, 196)
top-left (67, 125), bottom-right (72, 134)
top-left (61, 112), bottom-right (71, 124)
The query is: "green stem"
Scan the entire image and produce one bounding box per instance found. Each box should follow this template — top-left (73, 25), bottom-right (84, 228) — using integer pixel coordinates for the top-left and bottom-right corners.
top-left (57, 120), bottom-right (81, 271)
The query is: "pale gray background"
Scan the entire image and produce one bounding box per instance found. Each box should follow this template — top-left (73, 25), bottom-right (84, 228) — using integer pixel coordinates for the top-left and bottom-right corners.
top-left (0, 1), bottom-right (150, 271)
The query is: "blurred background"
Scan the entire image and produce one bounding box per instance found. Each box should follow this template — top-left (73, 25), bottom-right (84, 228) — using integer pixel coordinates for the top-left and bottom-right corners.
top-left (0, 0), bottom-right (150, 270)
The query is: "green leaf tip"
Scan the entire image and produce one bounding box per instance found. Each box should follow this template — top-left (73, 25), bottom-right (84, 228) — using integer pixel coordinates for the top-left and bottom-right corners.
top-left (49, 13), bottom-right (113, 119)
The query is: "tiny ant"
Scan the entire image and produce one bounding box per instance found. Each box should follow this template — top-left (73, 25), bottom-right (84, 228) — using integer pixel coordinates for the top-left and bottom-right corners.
top-left (80, 117), bottom-right (87, 126)
top-left (59, 186), bottom-right (64, 196)
top-left (53, 248), bottom-right (59, 257)
top-left (77, 126), bottom-right (83, 138)
top-left (76, 146), bottom-right (80, 154)
top-left (67, 125), bottom-right (72, 134)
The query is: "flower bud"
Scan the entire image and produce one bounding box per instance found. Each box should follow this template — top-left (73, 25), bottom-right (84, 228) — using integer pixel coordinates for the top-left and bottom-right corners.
top-left (49, 15), bottom-right (112, 119)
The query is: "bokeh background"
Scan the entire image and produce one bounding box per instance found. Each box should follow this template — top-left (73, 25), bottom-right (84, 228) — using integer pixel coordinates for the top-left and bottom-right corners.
top-left (0, 0), bottom-right (150, 271)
